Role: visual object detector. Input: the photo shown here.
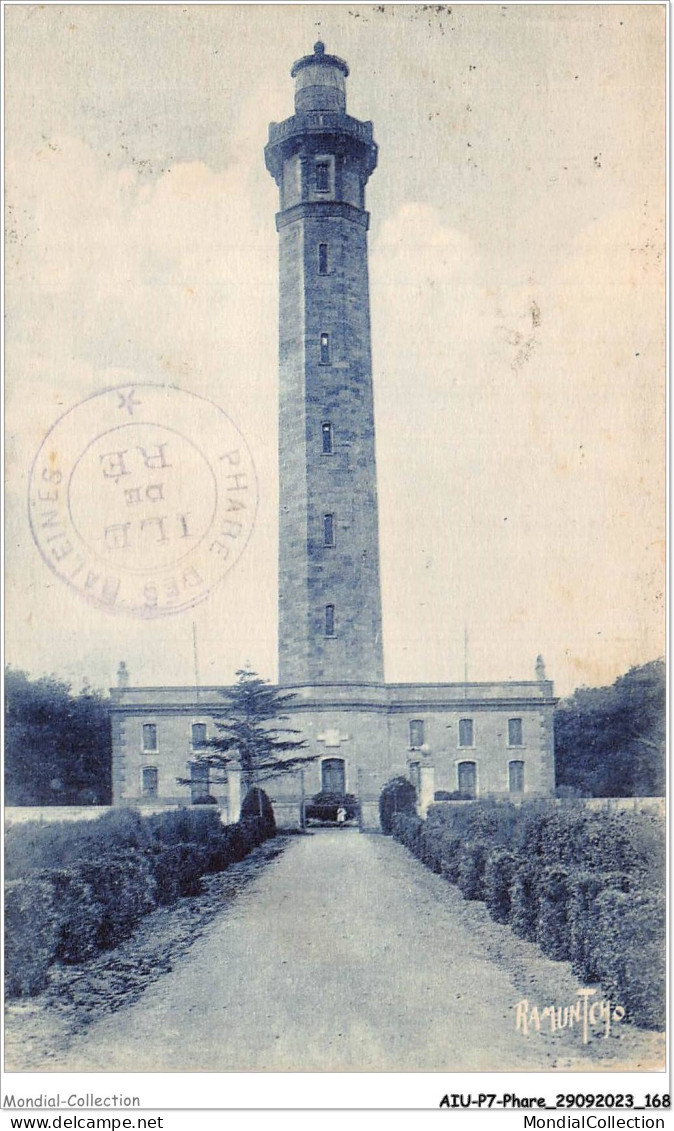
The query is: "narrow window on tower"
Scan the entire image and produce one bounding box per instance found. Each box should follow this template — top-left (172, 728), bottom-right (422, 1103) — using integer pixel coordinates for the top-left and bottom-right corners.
top-left (324, 514), bottom-right (335, 547)
top-left (325, 604), bottom-right (335, 636)
top-left (315, 160), bottom-right (330, 193)
top-left (318, 243), bottom-right (329, 275)
top-left (321, 422), bottom-right (334, 454)
top-left (320, 332), bottom-right (330, 364)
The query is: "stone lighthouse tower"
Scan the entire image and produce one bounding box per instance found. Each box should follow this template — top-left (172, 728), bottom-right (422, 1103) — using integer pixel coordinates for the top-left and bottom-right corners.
top-left (109, 41), bottom-right (556, 818)
top-left (265, 42), bottom-right (384, 688)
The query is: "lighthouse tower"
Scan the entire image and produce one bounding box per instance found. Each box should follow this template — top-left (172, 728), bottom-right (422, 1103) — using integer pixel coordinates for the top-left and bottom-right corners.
top-left (265, 42), bottom-right (384, 687)
top-left (110, 41), bottom-right (556, 819)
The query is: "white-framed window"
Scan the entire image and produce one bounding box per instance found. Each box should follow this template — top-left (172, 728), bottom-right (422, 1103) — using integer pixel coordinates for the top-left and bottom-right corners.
top-left (141, 766), bottom-right (158, 797)
top-left (508, 760), bottom-right (525, 793)
top-left (191, 723), bottom-right (208, 749)
top-left (508, 717), bottom-right (523, 747)
top-left (142, 723), bottom-right (158, 752)
top-left (409, 719), bottom-right (424, 749)
top-left (458, 718), bottom-right (474, 748)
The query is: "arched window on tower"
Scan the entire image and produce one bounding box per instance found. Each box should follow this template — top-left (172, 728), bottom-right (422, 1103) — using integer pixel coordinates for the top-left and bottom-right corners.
top-left (323, 514), bottom-right (335, 547)
top-left (325, 605), bottom-right (335, 636)
top-left (318, 243), bottom-right (329, 275)
top-left (320, 332), bottom-right (331, 364)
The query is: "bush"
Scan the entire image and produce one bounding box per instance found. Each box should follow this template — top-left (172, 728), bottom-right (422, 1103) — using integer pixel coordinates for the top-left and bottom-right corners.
top-left (380, 777), bottom-right (417, 835)
top-left (568, 870), bottom-right (631, 982)
top-left (52, 870), bottom-right (104, 964)
top-left (391, 811), bottom-right (423, 854)
top-left (147, 846), bottom-right (182, 905)
top-left (457, 841), bottom-right (490, 901)
top-left (4, 809), bottom-right (273, 999)
top-left (174, 844), bottom-right (208, 897)
top-left (388, 796), bottom-right (665, 1030)
top-left (484, 849), bottom-right (520, 924)
top-left (537, 866), bottom-right (572, 960)
top-left (77, 852), bottom-right (157, 948)
top-left (594, 889), bottom-right (665, 1030)
top-left (418, 822), bottom-right (444, 873)
top-left (4, 808), bottom-right (153, 879)
top-left (147, 807), bottom-right (222, 847)
top-left (511, 861), bottom-right (540, 941)
top-left (439, 832), bottom-right (464, 884)
top-left (240, 788), bottom-right (276, 837)
top-left (4, 876), bottom-right (60, 997)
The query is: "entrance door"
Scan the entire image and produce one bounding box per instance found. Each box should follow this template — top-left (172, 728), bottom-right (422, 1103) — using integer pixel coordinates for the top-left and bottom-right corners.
top-left (457, 760), bottom-right (477, 798)
top-left (322, 757), bottom-right (346, 794)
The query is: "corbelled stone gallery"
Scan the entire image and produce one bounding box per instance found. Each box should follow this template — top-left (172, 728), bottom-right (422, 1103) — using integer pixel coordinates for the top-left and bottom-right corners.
top-left (111, 44), bottom-right (556, 828)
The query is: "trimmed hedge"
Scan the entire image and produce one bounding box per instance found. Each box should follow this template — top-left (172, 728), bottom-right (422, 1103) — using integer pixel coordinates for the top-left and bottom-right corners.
top-left (5, 806), bottom-right (224, 879)
top-left (484, 849), bottom-right (519, 924)
top-left (510, 861), bottom-right (540, 941)
top-left (568, 870), bottom-right (631, 982)
top-left (537, 866), bottom-right (572, 960)
top-left (391, 799), bottom-right (665, 1030)
top-left (5, 809), bottom-right (273, 999)
top-left (240, 788), bottom-right (277, 838)
top-left (457, 840), bottom-right (490, 901)
top-left (5, 876), bottom-right (62, 997)
top-left (594, 889), bottom-right (666, 1030)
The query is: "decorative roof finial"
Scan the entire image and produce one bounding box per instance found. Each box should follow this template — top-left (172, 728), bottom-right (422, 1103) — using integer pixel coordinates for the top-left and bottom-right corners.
top-left (314, 41), bottom-right (325, 57)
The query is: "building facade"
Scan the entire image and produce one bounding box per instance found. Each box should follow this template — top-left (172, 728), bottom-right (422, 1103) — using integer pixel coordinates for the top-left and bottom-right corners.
top-left (110, 44), bottom-right (556, 826)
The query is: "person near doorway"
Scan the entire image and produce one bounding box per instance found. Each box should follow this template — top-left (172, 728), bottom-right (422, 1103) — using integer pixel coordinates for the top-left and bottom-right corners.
top-left (336, 806), bottom-right (347, 826)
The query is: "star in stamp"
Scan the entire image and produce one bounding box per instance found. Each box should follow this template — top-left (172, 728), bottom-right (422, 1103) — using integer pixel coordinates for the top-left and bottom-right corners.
top-left (28, 384), bottom-right (258, 617)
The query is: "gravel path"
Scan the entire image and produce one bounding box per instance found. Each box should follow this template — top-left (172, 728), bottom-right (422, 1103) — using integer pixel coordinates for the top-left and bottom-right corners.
top-left (43, 830), bottom-right (663, 1072)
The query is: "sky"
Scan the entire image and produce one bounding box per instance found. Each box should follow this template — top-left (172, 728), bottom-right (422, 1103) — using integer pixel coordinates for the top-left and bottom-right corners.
top-left (4, 3), bottom-right (665, 699)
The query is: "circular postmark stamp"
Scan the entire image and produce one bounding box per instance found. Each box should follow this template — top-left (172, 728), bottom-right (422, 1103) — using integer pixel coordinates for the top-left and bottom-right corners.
top-left (28, 384), bottom-right (258, 617)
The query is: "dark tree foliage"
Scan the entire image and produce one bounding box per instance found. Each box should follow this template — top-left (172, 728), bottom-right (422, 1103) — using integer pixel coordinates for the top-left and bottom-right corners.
top-left (178, 668), bottom-right (317, 794)
top-left (240, 787), bottom-right (276, 837)
top-left (379, 776), bottom-right (417, 835)
top-left (5, 667), bottom-right (112, 805)
top-left (554, 660), bottom-right (665, 797)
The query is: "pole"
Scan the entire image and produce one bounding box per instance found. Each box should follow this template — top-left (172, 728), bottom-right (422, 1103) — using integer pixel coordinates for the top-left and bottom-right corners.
top-left (464, 623), bottom-right (469, 696)
top-left (192, 622), bottom-right (201, 702)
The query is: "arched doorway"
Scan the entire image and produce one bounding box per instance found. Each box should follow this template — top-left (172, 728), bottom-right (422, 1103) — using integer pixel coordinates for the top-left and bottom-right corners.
top-left (457, 760), bottom-right (477, 798)
top-left (321, 757), bottom-right (346, 794)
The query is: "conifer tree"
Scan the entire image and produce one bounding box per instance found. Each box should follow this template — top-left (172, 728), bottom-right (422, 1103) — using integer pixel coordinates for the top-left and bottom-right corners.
top-left (179, 668), bottom-right (315, 794)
